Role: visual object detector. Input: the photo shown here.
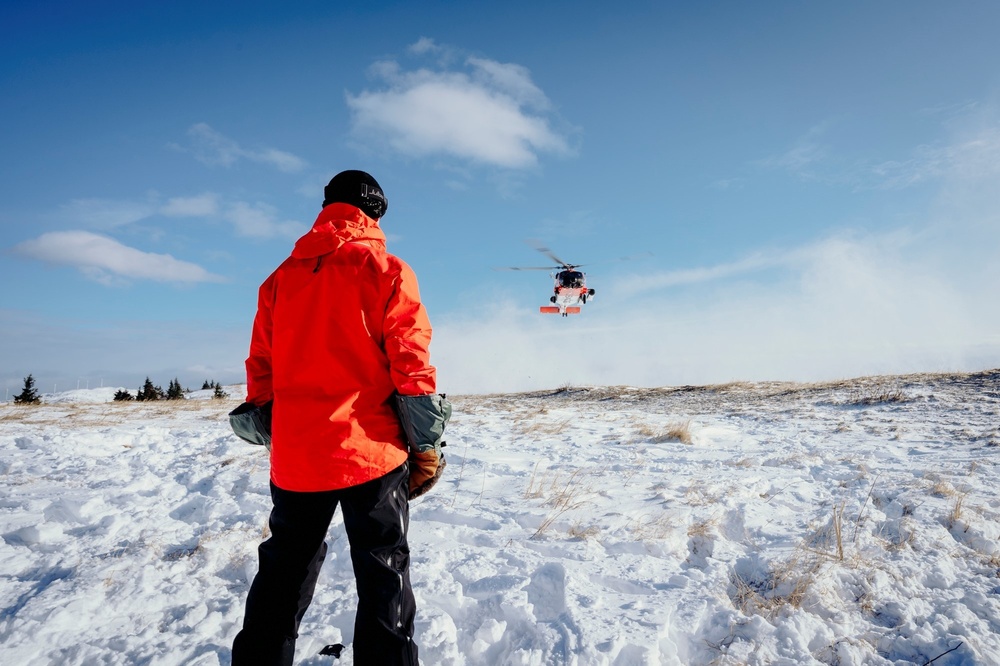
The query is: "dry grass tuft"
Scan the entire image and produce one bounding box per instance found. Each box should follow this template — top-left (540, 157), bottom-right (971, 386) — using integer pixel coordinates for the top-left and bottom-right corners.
top-left (728, 549), bottom-right (822, 618)
top-left (930, 480), bottom-right (957, 498)
top-left (878, 518), bottom-right (916, 552)
top-left (526, 467), bottom-right (593, 539)
top-left (844, 384), bottom-right (908, 406)
top-left (801, 504), bottom-right (848, 562)
top-left (516, 418), bottom-right (572, 437)
top-left (687, 519), bottom-right (715, 539)
top-left (684, 481), bottom-right (720, 506)
top-left (635, 420), bottom-right (693, 445)
top-left (946, 494), bottom-right (966, 529)
top-left (567, 521), bottom-right (601, 540)
top-left (631, 512), bottom-right (676, 541)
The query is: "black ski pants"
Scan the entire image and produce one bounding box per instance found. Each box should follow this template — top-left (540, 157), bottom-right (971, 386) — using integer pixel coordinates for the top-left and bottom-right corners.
top-left (231, 464), bottom-right (417, 666)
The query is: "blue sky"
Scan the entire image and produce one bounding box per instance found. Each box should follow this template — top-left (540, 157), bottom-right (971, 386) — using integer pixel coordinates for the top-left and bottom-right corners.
top-left (3, 0), bottom-right (999, 397)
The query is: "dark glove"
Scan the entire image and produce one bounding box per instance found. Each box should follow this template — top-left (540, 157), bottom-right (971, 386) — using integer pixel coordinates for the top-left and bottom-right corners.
top-left (409, 448), bottom-right (446, 499)
top-left (228, 400), bottom-right (273, 451)
top-left (395, 393), bottom-right (453, 499)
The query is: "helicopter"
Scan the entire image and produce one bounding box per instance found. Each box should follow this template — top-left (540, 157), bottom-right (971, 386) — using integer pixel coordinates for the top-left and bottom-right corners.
top-left (501, 245), bottom-right (597, 316)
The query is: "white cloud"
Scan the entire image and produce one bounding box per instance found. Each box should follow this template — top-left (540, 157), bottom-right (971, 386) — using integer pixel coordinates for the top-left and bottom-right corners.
top-left (13, 231), bottom-right (226, 285)
top-left (223, 202), bottom-right (304, 239)
top-left (346, 47), bottom-right (571, 168)
top-left (184, 123), bottom-right (307, 172)
top-left (408, 37), bottom-right (442, 56)
top-left (467, 58), bottom-right (551, 110)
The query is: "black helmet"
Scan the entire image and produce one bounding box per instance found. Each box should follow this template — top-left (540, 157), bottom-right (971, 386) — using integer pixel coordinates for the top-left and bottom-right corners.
top-left (322, 170), bottom-right (388, 219)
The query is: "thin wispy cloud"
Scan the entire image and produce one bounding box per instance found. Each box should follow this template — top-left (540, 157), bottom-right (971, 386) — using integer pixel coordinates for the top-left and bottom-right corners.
top-left (346, 39), bottom-right (571, 168)
top-left (223, 202), bottom-right (304, 239)
top-left (60, 198), bottom-right (158, 229)
top-left (61, 193), bottom-right (220, 228)
top-left (612, 252), bottom-right (777, 295)
top-left (13, 231), bottom-right (225, 285)
top-left (757, 124), bottom-right (829, 180)
top-left (55, 193), bottom-right (301, 240)
top-left (182, 123), bottom-right (307, 172)
top-left (761, 116), bottom-right (1000, 191)
top-left (869, 126), bottom-right (1000, 190)
top-left (160, 193), bottom-right (220, 217)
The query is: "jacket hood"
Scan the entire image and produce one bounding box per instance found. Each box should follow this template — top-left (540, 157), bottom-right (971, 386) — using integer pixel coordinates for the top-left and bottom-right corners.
top-left (291, 203), bottom-right (387, 259)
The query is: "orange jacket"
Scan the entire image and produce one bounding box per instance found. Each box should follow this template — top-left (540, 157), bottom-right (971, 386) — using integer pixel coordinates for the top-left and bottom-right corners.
top-left (245, 203), bottom-right (436, 491)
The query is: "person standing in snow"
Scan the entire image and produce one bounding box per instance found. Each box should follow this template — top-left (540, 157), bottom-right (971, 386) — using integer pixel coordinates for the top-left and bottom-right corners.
top-left (231, 170), bottom-right (450, 666)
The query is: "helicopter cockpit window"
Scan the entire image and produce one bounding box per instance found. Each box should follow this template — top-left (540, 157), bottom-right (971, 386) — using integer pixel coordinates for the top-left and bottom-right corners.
top-left (559, 271), bottom-right (584, 288)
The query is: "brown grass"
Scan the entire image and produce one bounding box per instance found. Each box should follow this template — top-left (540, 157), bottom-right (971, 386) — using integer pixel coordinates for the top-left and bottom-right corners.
top-left (930, 480), bottom-right (957, 498)
top-left (729, 549), bottom-right (822, 618)
top-left (631, 512), bottom-right (676, 541)
top-left (0, 398), bottom-right (240, 428)
top-left (635, 420), bottom-right (693, 445)
top-left (528, 467), bottom-right (593, 539)
top-left (946, 494), bottom-right (966, 529)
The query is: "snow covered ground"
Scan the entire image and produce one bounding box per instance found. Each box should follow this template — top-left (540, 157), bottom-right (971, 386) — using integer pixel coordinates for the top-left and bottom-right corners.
top-left (2, 371), bottom-right (999, 665)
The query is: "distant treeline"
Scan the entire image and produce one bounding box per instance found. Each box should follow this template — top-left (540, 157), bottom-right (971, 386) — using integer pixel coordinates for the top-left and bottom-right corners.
top-left (113, 378), bottom-right (229, 401)
top-left (9, 375), bottom-right (231, 405)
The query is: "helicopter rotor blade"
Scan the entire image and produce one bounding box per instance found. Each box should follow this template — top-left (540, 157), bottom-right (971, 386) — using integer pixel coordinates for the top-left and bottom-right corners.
top-left (493, 266), bottom-right (561, 272)
top-left (525, 239), bottom-right (577, 270)
top-left (536, 246), bottom-right (573, 270)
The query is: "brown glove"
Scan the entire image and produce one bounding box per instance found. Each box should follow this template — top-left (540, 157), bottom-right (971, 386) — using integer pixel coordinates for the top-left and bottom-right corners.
top-left (409, 449), bottom-right (446, 499)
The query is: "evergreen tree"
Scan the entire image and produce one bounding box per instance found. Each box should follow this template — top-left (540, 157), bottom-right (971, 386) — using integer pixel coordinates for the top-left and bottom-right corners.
top-left (213, 384), bottom-right (229, 399)
top-left (113, 389), bottom-right (134, 401)
top-left (136, 377), bottom-right (163, 401)
top-left (13, 374), bottom-right (41, 405)
top-left (167, 378), bottom-right (184, 400)
top-left (202, 380), bottom-right (212, 390)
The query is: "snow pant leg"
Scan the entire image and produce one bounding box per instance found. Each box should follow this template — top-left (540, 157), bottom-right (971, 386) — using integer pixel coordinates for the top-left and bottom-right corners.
top-left (232, 482), bottom-right (337, 666)
top-left (340, 464), bottom-right (418, 666)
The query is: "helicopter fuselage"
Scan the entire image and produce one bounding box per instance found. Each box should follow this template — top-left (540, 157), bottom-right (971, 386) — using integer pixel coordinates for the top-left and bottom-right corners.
top-left (539, 271), bottom-right (594, 316)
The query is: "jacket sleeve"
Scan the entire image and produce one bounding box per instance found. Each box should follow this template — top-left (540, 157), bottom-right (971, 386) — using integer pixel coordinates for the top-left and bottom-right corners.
top-left (384, 260), bottom-right (437, 396)
top-left (245, 274), bottom-right (276, 405)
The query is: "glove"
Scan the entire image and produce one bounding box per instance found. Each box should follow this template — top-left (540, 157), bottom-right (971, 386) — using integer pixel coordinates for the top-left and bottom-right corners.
top-left (409, 448), bottom-right (446, 499)
top-left (228, 400), bottom-right (273, 451)
top-left (395, 393), bottom-right (453, 500)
